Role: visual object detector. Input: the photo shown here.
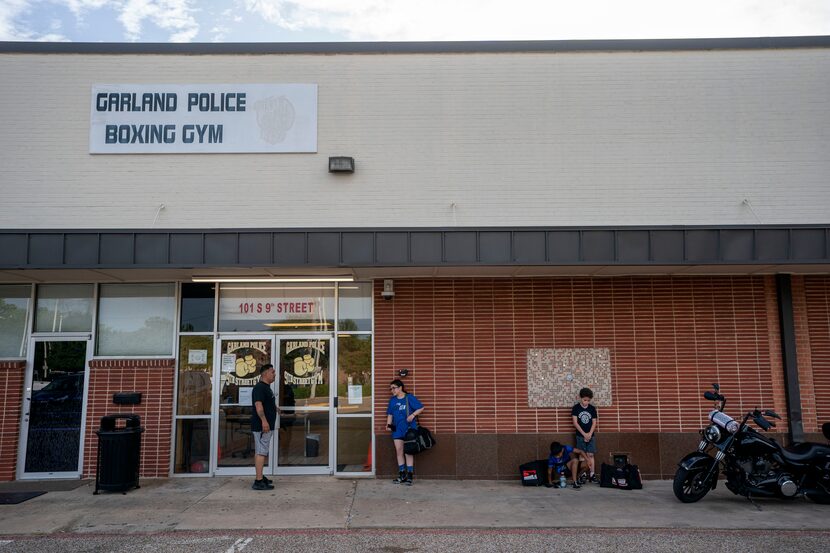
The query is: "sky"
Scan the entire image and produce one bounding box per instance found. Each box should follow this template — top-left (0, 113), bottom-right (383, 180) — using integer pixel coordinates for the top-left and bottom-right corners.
top-left (1, 0), bottom-right (829, 43)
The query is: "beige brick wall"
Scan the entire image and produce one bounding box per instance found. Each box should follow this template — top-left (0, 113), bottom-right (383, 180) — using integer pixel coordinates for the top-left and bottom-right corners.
top-left (2, 48), bottom-right (829, 229)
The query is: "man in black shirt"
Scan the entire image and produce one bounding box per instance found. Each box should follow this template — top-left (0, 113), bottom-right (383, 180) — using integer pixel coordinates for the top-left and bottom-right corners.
top-left (251, 363), bottom-right (277, 490)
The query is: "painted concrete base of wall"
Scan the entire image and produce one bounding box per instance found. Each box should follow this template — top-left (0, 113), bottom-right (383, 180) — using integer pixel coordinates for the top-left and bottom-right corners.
top-left (375, 432), bottom-right (793, 480)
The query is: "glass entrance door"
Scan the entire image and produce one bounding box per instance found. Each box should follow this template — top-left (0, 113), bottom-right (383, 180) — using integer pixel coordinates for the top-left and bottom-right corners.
top-left (19, 338), bottom-right (90, 478)
top-left (214, 336), bottom-right (274, 475)
top-left (275, 337), bottom-right (332, 474)
top-left (213, 334), bottom-right (333, 476)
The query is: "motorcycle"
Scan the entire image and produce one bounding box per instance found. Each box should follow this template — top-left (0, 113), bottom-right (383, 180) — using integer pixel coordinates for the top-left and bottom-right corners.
top-left (673, 383), bottom-right (830, 504)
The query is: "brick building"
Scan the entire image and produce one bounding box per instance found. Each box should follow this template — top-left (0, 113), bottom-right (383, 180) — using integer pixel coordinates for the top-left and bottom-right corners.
top-left (0, 37), bottom-right (829, 481)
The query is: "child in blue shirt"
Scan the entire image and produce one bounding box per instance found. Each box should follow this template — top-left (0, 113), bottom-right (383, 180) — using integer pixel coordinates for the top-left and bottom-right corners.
top-left (546, 441), bottom-right (584, 489)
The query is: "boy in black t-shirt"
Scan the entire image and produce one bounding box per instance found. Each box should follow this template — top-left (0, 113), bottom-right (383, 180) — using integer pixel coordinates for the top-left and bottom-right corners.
top-left (571, 387), bottom-right (599, 483)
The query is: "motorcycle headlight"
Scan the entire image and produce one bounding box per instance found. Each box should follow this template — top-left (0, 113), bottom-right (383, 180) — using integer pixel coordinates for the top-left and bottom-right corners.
top-left (704, 425), bottom-right (721, 442)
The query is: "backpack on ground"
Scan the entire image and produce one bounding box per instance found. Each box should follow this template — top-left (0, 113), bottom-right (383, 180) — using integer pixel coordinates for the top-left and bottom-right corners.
top-left (519, 459), bottom-right (549, 487)
top-left (600, 460), bottom-right (643, 490)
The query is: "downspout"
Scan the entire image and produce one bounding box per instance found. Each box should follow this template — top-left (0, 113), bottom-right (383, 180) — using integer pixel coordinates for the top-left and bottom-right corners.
top-left (776, 274), bottom-right (805, 443)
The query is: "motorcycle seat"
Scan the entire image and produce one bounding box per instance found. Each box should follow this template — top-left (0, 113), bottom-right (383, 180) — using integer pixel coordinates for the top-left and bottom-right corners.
top-left (781, 441), bottom-right (830, 463)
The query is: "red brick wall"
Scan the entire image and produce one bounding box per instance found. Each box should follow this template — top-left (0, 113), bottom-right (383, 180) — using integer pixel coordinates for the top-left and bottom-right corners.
top-left (804, 275), bottom-right (830, 430)
top-left (0, 361), bottom-right (25, 481)
top-left (83, 359), bottom-right (175, 478)
top-left (374, 276), bottom-right (779, 435)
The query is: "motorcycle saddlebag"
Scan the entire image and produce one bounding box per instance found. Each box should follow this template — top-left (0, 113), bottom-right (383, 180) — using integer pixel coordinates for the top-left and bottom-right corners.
top-left (520, 460), bottom-right (549, 487)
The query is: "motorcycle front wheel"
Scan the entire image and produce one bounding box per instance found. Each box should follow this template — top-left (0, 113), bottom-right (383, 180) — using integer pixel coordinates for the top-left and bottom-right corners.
top-left (673, 466), bottom-right (713, 503)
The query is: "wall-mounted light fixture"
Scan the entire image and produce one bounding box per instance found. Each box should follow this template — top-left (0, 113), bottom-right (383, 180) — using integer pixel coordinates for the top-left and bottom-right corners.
top-left (381, 279), bottom-right (395, 300)
top-left (329, 156), bottom-right (355, 173)
top-left (192, 276), bottom-right (354, 283)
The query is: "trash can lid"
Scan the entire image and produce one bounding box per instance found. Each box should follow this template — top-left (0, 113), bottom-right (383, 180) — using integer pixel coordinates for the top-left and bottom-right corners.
top-left (100, 413), bottom-right (141, 431)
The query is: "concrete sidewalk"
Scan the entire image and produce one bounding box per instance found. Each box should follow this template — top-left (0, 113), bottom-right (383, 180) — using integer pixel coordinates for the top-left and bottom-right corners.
top-left (0, 477), bottom-right (828, 535)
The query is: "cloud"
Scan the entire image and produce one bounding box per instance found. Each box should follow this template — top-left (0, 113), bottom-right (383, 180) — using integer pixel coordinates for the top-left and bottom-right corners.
top-left (0, 0), bottom-right (199, 42)
top-left (1, 0), bottom-right (829, 43)
top-left (118, 0), bottom-right (199, 42)
top-left (0, 0), bottom-right (39, 40)
top-left (242, 0), bottom-right (830, 41)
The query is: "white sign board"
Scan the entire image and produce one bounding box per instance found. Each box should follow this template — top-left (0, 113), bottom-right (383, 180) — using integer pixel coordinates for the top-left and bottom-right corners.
top-left (221, 354), bottom-right (237, 373)
top-left (90, 84), bottom-right (317, 153)
top-left (238, 387), bottom-right (253, 406)
top-left (348, 385), bottom-right (363, 405)
top-left (188, 349), bottom-right (208, 364)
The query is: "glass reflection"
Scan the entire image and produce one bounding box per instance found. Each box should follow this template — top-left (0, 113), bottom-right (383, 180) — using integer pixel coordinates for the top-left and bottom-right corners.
top-left (337, 335), bottom-right (372, 414)
top-left (278, 410), bottom-right (329, 467)
top-left (180, 283), bottom-right (215, 332)
top-left (0, 284), bottom-right (30, 358)
top-left (336, 417), bottom-right (372, 472)
top-left (338, 282), bottom-right (372, 331)
top-left (177, 336), bottom-right (213, 415)
top-left (35, 284), bottom-right (94, 333)
top-left (174, 419), bottom-right (211, 474)
top-left (280, 339), bottom-right (329, 408)
top-left (218, 405), bottom-right (255, 467)
top-left (25, 340), bottom-right (86, 473)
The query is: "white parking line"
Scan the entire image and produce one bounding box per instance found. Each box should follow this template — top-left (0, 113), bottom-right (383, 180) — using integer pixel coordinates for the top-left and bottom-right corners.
top-left (226, 537), bottom-right (253, 553)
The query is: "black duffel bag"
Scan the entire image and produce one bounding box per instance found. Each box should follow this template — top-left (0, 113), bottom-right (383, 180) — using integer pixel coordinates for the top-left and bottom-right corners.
top-left (600, 462), bottom-right (643, 490)
top-left (403, 426), bottom-right (436, 455)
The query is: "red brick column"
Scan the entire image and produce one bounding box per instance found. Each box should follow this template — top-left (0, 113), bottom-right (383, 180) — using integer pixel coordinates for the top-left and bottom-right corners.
top-left (791, 276), bottom-right (818, 433)
top-left (804, 276), bottom-right (830, 431)
top-left (84, 359), bottom-right (175, 478)
top-left (0, 360), bottom-right (25, 481)
top-left (764, 275), bottom-right (788, 424)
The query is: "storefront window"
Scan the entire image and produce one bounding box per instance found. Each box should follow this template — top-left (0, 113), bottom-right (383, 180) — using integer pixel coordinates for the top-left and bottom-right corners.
top-left (96, 283), bottom-right (175, 356)
top-left (0, 284), bottom-right (31, 358)
top-left (336, 417), bottom-right (372, 473)
top-left (177, 335), bottom-right (213, 415)
top-left (337, 335), bottom-right (372, 414)
top-left (180, 283), bottom-right (215, 332)
top-left (34, 284), bottom-right (94, 333)
top-left (217, 283), bottom-right (335, 332)
top-left (338, 282), bottom-right (372, 331)
top-left (174, 419), bottom-right (210, 474)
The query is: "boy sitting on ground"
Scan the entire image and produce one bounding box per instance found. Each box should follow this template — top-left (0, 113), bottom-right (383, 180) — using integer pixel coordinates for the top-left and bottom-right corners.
top-left (546, 441), bottom-right (585, 489)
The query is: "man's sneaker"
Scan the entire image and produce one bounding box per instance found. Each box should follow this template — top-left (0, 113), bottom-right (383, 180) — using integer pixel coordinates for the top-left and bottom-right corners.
top-left (572, 480), bottom-right (581, 489)
top-left (252, 479), bottom-right (272, 490)
top-left (393, 471), bottom-right (406, 484)
top-left (262, 476), bottom-right (273, 486)
top-left (403, 472), bottom-right (413, 486)
top-left (589, 473), bottom-right (599, 484)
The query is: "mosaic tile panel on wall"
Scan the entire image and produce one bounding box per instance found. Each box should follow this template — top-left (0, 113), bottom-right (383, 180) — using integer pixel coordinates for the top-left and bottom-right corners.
top-left (527, 348), bottom-right (612, 408)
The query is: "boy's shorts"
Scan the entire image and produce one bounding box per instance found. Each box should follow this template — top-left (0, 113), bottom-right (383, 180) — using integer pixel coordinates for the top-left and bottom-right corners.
top-left (576, 435), bottom-right (597, 453)
top-left (552, 465), bottom-right (572, 478)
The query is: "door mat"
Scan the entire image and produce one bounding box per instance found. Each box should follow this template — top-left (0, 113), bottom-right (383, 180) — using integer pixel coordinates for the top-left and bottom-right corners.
top-left (0, 491), bottom-right (46, 505)
top-left (0, 479), bottom-right (89, 493)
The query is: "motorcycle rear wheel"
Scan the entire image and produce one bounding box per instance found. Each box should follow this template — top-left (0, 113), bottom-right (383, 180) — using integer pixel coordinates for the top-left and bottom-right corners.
top-left (673, 466), bottom-right (712, 503)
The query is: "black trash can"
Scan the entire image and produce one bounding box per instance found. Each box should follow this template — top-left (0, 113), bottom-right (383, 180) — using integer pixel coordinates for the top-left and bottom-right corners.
top-left (94, 413), bottom-right (144, 494)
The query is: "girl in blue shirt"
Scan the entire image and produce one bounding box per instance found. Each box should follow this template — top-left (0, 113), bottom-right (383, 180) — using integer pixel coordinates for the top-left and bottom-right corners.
top-left (386, 379), bottom-right (424, 485)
